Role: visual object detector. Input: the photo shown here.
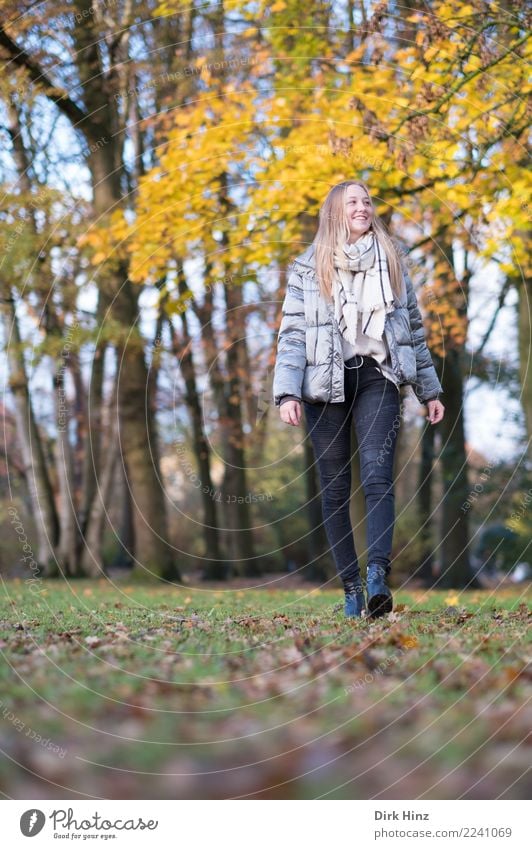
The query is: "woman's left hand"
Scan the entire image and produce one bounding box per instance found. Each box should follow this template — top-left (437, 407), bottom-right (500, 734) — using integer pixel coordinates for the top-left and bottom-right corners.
top-left (426, 399), bottom-right (445, 425)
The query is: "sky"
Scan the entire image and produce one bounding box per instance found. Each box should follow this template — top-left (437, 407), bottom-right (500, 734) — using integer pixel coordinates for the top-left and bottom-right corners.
top-left (463, 260), bottom-right (527, 464)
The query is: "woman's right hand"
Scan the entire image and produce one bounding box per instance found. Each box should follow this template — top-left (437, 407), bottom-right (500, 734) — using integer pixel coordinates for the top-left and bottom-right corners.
top-left (279, 400), bottom-right (302, 426)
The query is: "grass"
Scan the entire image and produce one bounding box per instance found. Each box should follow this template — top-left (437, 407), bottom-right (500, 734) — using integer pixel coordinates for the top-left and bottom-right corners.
top-left (0, 578), bottom-right (530, 800)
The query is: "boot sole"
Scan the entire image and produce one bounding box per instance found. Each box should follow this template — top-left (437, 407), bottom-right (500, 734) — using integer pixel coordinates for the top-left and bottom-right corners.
top-left (368, 593), bottom-right (393, 619)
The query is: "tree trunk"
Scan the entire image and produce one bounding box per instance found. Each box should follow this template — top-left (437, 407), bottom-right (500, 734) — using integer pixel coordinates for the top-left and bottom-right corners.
top-left (79, 386), bottom-right (120, 577)
top-left (105, 264), bottom-right (179, 581)
top-left (418, 420), bottom-right (437, 585)
top-left (433, 233), bottom-right (472, 588)
top-left (3, 101), bottom-right (59, 575)
top-left (222, 272), bottom-right (258, 577)
top-left (191, 259), bottom-right (256, 577)
top-left (2, 299), bottom-right (59, 575)
top-left (79, 301), bottom-right (109, 539)
top-left (53, 358), bottom-right (82, 576)
top-left (167, 294), bottom-right (227, 580)
top-left (517, 274), bottom-right (532, 456)
top-left (436, 348), bottom-right (472, 587)
top-left (110, 461), bottom-right (135, 570)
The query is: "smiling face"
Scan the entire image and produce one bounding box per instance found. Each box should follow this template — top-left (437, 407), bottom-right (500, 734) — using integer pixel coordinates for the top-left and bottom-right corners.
top-left (345, 184), bottom-right (374, 243)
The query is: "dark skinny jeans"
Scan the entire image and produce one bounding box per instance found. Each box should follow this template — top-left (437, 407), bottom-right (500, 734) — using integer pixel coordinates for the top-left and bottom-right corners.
top-left (303, 355), bottom-right (401, 592)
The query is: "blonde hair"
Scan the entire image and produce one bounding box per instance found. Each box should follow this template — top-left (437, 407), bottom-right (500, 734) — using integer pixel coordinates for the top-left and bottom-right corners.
top-left (313, 180), bottom-right (405, 302)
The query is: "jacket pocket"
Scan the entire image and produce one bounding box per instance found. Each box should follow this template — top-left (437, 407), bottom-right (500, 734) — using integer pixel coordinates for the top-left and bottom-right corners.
top-left (401, 346), bottom-right (417, 381)
top-left (385, 320), bottom-right (405, 382)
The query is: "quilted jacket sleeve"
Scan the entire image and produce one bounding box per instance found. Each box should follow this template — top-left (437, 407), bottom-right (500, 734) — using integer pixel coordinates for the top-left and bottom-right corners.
top-left (397, 245), bottom-right (444, 405)
top-left (272, 264), bottom-right (307, 406)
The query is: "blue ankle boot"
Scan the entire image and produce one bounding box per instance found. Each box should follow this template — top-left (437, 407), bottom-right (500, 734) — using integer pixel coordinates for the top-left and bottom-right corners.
top-left (344, 588), bottom-right (367, 618)
top-left (366, 564), bottom-right (393, 619)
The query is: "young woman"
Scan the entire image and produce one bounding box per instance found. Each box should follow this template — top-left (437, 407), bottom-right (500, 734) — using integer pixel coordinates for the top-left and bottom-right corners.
top-left (273, 180), bottom-right (445, 620)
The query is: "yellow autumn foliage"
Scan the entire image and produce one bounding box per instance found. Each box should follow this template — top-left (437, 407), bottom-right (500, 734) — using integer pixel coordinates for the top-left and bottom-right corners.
top-left (86, 0), bottom-right (529, 356)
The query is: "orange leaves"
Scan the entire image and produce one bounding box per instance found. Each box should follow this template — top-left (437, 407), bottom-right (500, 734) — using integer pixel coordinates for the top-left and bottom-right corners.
top-left (78, 209), bottom-right (132, 273)
top-left (420, 273), bottom-right (467, 353)
top-left (396, 633), bottom-right (419, 650)
top-left (115, 87), bottom-right (260, 284)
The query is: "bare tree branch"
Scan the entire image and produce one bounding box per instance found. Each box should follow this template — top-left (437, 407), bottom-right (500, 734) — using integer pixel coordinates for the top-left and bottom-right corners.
top-left (0, 24), bottom-right (102, 140)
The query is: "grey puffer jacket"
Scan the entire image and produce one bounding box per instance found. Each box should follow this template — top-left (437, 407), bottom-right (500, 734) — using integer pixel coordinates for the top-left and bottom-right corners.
top-left (273, 240), bottom-right (443, 407)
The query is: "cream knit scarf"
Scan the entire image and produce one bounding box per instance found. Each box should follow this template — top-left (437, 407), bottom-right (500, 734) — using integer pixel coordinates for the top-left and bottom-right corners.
top-left (332, 230), bottom-right (395, 344)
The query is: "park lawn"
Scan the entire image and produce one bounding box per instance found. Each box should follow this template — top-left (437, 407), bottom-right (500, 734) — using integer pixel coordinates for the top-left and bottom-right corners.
top-left (0, 579), bottom-right (530, 800)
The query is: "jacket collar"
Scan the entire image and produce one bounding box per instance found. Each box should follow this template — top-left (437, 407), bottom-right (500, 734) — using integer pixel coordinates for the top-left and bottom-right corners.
top-left (292, 243), bottom-right (316, 269)
top-left (294, 237), bottom-right (409, 270)
top-left (292, 239), bottom-right (408, 307)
